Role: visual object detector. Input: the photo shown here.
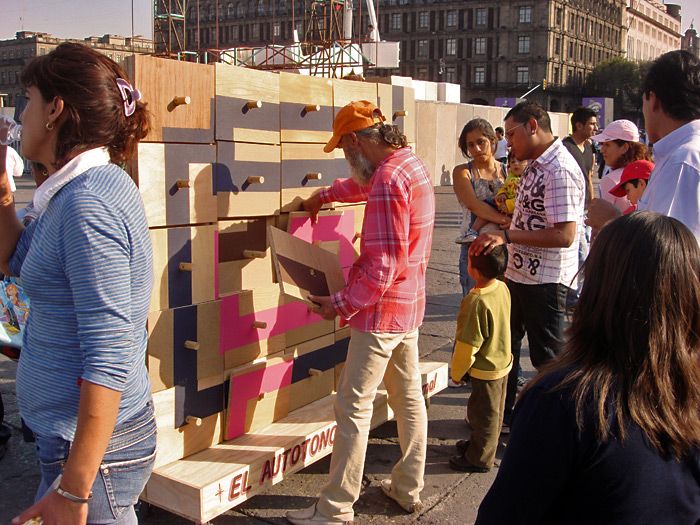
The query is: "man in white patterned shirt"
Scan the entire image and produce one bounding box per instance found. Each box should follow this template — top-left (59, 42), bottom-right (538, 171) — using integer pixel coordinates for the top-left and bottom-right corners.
top-left (471, 102), bottom-right (585, 430)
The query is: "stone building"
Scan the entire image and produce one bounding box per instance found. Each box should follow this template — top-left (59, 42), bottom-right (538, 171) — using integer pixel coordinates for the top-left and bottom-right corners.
top-left (624, 0), bottom-right (682, 62)
top-left (0, 32), bottom-right (154, 107)
top-left (682, 24), bottom-right (699, 58)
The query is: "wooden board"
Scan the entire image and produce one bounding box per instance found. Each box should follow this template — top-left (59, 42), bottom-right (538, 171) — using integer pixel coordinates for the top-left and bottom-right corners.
top-left (150, 224), bottom-right (217, 312)
top-left (268, 226), bottom-right (346, 304)
top-left (217, 217), bottom-right (275, 296)
top-left (332, 78), bottom-right (378, 114)
top-left (377, 83), bottom-right (416, 144)
top-left (216, 141), bottom-right (281, 218)
top-left (279, 72), bottom-right (333, 143)
top-left (132, 142), bottom-right (217, 227)
top-left (142, 361), bottom-right (449, 523)
top-left (287, 210), bottom-right (356, 269)
top-left (280, 143), bottom-right (349, 212)
top-left (126, 54), bottom-right (214, 143)
top-left (215, 64), bottom-right (280, 144)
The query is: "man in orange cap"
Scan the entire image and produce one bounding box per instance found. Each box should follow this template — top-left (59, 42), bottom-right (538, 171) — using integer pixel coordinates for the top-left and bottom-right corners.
top-left (286, 101), bottom-right (435, 525)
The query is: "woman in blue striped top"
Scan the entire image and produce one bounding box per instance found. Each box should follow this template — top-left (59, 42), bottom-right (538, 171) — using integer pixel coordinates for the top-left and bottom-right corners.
top-left (0, 43), bottom-right (155, 525)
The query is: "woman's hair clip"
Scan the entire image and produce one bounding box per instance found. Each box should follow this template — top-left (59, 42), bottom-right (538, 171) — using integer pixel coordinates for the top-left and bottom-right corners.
top-left (116, 78), bottom-right (142, 117)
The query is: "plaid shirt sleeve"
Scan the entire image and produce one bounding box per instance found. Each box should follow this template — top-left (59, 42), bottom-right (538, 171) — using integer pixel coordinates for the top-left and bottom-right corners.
top-left (330, 170), bottom-right (410, 319)
top-left (320, 177), bottom-right (372, 204)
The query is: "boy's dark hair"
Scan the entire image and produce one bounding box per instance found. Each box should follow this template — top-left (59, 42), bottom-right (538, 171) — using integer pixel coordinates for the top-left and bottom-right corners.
top-left (643, 50), bottom-right (700, 122)
top-left (495, 126), bottom-right (504, 135)
top-left (570, 106), bottom-right (597, 130)
top-left (624, 179), bottom-right (643, 188)
top-left (505, 102), bottom-right (552, 134)
top-left (469, 245), bottom-right (508, 280)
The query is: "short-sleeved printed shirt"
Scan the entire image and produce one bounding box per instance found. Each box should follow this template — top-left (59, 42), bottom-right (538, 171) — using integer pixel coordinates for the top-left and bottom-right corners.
top-left (505, 139), bottom-right (585, 286)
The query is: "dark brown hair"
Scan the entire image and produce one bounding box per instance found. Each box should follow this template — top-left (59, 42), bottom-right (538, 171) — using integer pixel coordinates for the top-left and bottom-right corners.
top-left (611, 140), bottom-right (652, 169)
top-left (458, 118), bottom-right (497, 158)
top-left (20, 42), bottom-right (149, 168)
top-left (524, 211), bottom-right (700, 458)
top-left (469, 245), bottom-right (507, 280)
top-left (505, 102), bottom-right (552, 134)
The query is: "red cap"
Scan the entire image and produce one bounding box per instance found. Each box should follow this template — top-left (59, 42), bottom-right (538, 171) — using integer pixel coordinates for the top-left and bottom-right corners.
top-left (324, 100), bottom-right (386, 153)
top-left (609, 160), bottom-right (654, 197)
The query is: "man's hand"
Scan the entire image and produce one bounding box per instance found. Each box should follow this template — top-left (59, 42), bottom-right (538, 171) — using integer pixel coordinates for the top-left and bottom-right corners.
top-left (469, 232), bottom-right (506, 256)
top-left (307, 294), bottom-right (337, 321)
top-left (13, 488), bottom-right (88, 525)
top-left (302, 193), bottom-right (324, 224)
top-left (585, 198), bottom-right (622, 232)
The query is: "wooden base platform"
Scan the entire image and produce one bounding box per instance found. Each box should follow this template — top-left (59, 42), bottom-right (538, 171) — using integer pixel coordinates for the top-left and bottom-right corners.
top-left (141, 361), bottom-right (448, 523)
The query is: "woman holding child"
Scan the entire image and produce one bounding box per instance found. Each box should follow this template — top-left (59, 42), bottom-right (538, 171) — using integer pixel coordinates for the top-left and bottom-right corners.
top-left (1, 43), bottom-right (155, 524)
top-left (453, 118), bottom-right (509, 295)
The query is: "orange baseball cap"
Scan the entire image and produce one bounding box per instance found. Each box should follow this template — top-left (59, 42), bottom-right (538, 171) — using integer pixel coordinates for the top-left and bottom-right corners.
top-left (324, 100), bottom-right (386, 153)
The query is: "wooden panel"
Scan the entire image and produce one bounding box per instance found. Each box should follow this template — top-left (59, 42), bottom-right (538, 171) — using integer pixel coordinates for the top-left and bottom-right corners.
top-left (287, 210), bottom-right (356, 269)
top-left (332, 78), bottom-right (378, 114)
top-left (216, 141), bottom-right (281, 218)
top-left (149, 224), bottom-right (217, 312)
top-left (378, 84), bottom-right (416, 144)
top-left (126, 54), bottom-right (214, 143)
top-left (268, 226), bottom-right (346, 304)
top-left (217, 217), bottom-right (275, 296)
top-left (133, 142), bottom-right (216, 227)
top-left (279, 73), bottom-right (333, 143)
top-left (215, 64), bottom-right (280, 144)
top-left (142, 360), bottom-right (448, 523)
top-left (280, 143), bottom-right (349, 212)
top-left (286, 334), bottom-right (340, 411)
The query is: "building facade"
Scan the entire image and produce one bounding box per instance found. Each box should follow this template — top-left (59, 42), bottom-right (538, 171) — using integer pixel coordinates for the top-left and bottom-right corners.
top-left (0, 32), bottom-right (154, 107)
top-left (624, 0), bottom-right (681, 62)
top-left (177, 0), bottom-right (628, 112)
top-left (682, 24), bottom-right (699, 58)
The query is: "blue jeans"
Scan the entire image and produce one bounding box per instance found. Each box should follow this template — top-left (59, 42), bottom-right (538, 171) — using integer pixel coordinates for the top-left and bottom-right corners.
top-left (33, 401), bottom-right (157, 524)
top-left (503, 281), bottom-right (568, 423)
top-left (459, 243), bottom-right (475, 296)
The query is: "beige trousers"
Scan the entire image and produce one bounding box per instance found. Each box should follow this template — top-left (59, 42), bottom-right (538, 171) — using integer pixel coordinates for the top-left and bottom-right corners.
top-left (316, 328), bottom-right (428, 521)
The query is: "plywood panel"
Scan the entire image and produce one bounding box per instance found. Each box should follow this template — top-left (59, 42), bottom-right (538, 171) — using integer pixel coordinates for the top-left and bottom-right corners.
top-left (332, 78), bottom-right (378, 113)
top-left (215, 64), bottom-right (280, 144)
top-left (126, 54), bottom-right (214, 143)
top-left (279, 73), bottom-right (333, 143)
top-left (287, 209), bottom-right (356, 268)
top-left (134, 142), bottom-right (217, 228)
top-left (216, 141), bottom-right (281, 218)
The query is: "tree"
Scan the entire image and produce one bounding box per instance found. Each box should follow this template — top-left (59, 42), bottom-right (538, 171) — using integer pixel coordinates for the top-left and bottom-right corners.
top-left (585, 58), bottom-right (649, 120)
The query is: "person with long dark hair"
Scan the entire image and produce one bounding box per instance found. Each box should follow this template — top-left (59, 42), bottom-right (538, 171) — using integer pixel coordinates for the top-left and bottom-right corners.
top-left (476, 211), bottom-right (700, 523)
top-left (0, 43), bottom-right (154, 524)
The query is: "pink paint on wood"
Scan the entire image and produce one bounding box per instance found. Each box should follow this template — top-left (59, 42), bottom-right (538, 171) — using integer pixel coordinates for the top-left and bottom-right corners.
top-left (226, 359), bottom-right (294, 439)
top-left (288, 212), bottom-right (356, 268)
top-left (220, 295), bottom-right (322, 354)
top-left (214, 231), bottom-right (220, 300)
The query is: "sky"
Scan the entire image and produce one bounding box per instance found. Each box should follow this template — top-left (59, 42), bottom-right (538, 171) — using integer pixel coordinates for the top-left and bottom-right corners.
top-left (0, 0), bottom-right (699, 42)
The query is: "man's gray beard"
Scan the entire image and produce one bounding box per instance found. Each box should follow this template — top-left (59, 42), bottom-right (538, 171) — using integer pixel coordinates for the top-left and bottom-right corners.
top-left (345, 147), bottom-right (375, 185)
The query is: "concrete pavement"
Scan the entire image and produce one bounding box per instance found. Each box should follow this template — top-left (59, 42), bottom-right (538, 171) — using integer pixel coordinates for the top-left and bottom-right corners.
top-left (0, 182), bottom-right (535, 524)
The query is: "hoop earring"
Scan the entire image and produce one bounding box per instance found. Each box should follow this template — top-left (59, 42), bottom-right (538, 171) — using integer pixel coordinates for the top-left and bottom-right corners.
top-left (46, 122), bottom-right (54, 131)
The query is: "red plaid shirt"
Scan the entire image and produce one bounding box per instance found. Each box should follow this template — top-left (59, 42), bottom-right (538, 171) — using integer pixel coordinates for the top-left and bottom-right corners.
top-left (320, 147), bottom-right (435, 333)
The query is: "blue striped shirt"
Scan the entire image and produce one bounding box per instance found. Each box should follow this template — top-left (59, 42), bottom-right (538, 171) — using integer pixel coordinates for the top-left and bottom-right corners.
top-left (10, 163), bottom-right (153, 440)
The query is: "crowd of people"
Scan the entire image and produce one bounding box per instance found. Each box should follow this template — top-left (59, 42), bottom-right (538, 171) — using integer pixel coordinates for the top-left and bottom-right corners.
top-left (0, 41), bottom-right (699, 525)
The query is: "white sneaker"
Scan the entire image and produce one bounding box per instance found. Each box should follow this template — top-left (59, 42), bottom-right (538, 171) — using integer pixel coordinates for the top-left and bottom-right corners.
top-left (448, 378), bottom-right (466, 388)
top-left (286, 503), bottom-right (353, 524)
top-left (380, 480), bottom-right (424, 513)
top-left (455, 230), bottom-right (478, 245)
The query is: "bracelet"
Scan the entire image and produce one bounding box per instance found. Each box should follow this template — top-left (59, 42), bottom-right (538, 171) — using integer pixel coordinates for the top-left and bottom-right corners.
top-left (0, 194), bottom-right (13, 207)
top-left (504, 229), bottom-right (511, 244)
top-left (56, 485), bottom-right (93, 503)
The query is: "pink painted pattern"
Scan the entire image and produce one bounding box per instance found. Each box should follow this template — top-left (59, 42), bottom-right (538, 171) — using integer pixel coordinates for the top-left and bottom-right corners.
top-left (288, 212), bottom-right (356, 268)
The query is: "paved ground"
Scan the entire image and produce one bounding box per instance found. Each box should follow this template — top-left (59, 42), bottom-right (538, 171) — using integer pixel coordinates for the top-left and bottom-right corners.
top-left (0, 181), bottom-right (536, 524)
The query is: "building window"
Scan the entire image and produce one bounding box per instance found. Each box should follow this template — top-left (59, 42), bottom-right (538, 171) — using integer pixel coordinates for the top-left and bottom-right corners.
top-left (476, 8), bottom-right (486, 25)
top-left (251, 23), bottom-right (259, 39)
top-left (568, 41), bottom-right (574, 59)
top-left (517, 66), bottom-right (529, 84)
top-left (474, 66), bottom-right (485, 84)
top-left (39, 47), bottom-right (46, 56)
top-left (519, 6), bottom-right (532, 23)
top-left (446, 38), bottom-right (457, 56)
top-left (107, 53), bottom-right (113, 60)
top-left (237, 2), bottom-right (244, 17)
top-left (258, 0), bottom-right (264, 15)
top-left (391, 13), bottom-right (401, 30)
top-left (419, 11), bottom-right (429, 28)
top-left (116, 54), bottom-right (122, 63)
top-left (418, 39), bottom-right (429, 57)
top-left (518, 36), bottom-right (530, 53)
top-left (274, 22), bottom-right (281, 37)
top-left (228, 2), bottom-right (235, 17)
top-left (232, 25), bottom-right (239, 39)
top-left (474, 37), bottom-right (486, 55)
top-left (446, 10), bottom-right (457, 27)
top-left (445, 66), bottom-right (456, 83)
top-left (417, 66), bottom-right (428, 79)
top-left (554, 37), bottom-right (560, 55)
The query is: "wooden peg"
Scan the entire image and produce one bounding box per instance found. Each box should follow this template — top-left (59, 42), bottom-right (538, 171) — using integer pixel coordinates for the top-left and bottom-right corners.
top-left (243, 249), bottom-right (266, 259)
top-left (247, 175), bottom-right (265, 184)
top-left (185, 416), bottom-right (202, 426)
top-left (306, 172), bottom-right (322, 181)
top-left (352, 232), bottom-right (361, 244)
top-left (258, 392), bottom-right (266, 401)
top-left (184, 340), bottom-right (200, 351)
top-left (394, 110), bottom-right (407, 118)
top-left (176, 179), bottom-right (191, 189)
top-left (246, 100), bottom-right (262, 109)
top-left (179, 262), bottom-right (193, 272)
top-left (252, 321), bottom-right (267, 329)
top-left (172, 96), bottom-right (191, 106)
top-left (308, 368), bottom-right (323, 376)
top-left (304, 104), bottom-right (321, 112)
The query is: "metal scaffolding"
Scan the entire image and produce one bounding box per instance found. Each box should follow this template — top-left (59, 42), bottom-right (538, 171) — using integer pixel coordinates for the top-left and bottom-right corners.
top-left (154, 0), bottom-right (187, 58)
